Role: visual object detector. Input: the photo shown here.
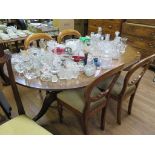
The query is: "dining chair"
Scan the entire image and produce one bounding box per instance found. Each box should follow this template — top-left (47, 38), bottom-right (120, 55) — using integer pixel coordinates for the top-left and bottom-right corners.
top-left (57, 29), bottom-right (81, 43)
top-left (24, 33), bottom-right (52, 50)
top-left (57, 64), bottom-right (124, 134)
top-left (0, 52), bottom-right (52, 134)
top-left (97, 54), bottom-right (155, 125)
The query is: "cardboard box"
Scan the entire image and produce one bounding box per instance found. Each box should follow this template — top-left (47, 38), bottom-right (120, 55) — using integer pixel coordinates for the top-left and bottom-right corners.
top-left (53, 19), bottom-right (74, 31)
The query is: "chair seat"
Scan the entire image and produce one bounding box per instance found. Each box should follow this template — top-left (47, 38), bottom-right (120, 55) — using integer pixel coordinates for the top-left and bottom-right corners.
top-left (57, 87), bottom-right (105, 113)
top-left (0, 115), bottom-right (52, 135)
top-left (97, 72), bottom-right (136, 97)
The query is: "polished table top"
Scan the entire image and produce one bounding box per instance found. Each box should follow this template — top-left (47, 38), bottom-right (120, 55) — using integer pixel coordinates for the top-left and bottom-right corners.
top-left (6, 45), bottom-right (141, 91)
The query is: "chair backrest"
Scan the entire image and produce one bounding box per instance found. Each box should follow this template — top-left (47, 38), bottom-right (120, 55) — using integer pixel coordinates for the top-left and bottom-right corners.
top-left (121, 54), bottom-right (155, 93)
top-left (57, 29), bottom-right (81, 43)
top-left (24, 33), bottom-right (52, 50)
top-left (84, 64), bottom-right (124, 110)
top-left (0, 52), bottom-right (25, 115)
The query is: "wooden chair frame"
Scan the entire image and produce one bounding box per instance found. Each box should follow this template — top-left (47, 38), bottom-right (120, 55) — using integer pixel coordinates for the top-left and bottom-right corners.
top-left (57, 64), bottom-right (124, 134)
top-left (57, 29), bottom-right (81, 43)
top-left (24, 33), bottom-right (52, 50)
top-left (0, 52), bottom-right (25, 115)
top-left (111, 54), bottom-right (155, 125)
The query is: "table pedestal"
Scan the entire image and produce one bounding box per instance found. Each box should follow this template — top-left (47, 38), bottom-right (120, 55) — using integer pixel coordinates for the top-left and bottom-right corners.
top-left (33, 91), bottom-right (60, 121)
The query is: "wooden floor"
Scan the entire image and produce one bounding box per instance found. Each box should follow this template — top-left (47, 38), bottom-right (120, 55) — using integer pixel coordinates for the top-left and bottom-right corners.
top-left (0, 70), bottom-right (155, 135)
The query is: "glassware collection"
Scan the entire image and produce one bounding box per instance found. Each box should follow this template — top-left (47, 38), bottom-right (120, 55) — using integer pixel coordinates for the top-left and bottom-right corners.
top-left (0, 26), bottom-right (32, 40)
top-left (11, 28), bottom-right (128, 82)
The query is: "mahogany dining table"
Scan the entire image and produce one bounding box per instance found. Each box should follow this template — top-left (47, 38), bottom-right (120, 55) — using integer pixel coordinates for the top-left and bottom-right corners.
top-left (4, 45), bottom-right (141, 121)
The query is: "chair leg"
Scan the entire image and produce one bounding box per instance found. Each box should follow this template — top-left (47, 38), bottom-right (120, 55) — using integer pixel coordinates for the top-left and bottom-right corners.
top-left (101, 107), bottom-right (106, 130)
top-left (117, 98), bottom-right (123, 125)
top-left (57, 101), bottom-right (63, 123)
top-left (128, 92), bottom-right (136, 115)
top-left (81, 116), bottom-right (89, 135)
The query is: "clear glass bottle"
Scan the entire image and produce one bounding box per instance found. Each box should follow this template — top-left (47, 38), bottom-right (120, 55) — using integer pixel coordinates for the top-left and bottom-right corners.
top-left (96, 27), bottom-right (102, 40)
top-left (115, 31), bottom-right (120, 38)
top-left (84, 58), bottom-right (96, 77)
top-left (114, 31), bottom-right (121, 42)
top-left (113, 31), bottom-right (122, 59)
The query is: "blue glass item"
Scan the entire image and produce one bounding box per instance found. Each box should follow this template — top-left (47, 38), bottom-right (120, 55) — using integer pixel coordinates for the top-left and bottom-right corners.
top-left (94, 58), bottom-right (101, 67)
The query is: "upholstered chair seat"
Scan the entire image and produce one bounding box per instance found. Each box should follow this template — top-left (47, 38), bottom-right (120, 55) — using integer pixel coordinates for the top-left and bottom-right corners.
top-left (0, 115), bottom-right (52, 135)
top-left (57, 87), bottom-right (104, 113)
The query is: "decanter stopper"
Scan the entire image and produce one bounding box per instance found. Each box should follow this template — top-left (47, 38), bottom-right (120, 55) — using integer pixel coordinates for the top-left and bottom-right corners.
top-left (115, 31), bottom-right (120, 37)
top-left (98, 27), bottom-right (102, 35)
